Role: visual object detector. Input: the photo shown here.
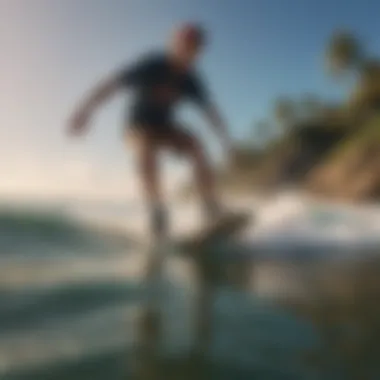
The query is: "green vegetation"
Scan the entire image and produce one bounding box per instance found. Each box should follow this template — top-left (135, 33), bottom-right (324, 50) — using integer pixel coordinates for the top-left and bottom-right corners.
top-left (221, 30), bottom-right (380, 201)
top-left (178, 30), bottom-right (380, 201)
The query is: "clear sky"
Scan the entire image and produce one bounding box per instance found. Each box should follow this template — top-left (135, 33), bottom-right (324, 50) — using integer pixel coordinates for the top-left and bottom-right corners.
top-left (1, 0), bottom-right (379, 199)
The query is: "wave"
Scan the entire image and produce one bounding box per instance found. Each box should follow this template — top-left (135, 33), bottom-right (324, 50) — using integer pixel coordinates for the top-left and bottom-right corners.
top-left (0, 206), bottom-right (133, 257)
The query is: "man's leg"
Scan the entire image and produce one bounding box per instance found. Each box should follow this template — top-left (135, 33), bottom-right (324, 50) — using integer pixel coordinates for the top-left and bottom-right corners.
top-left (126, 128), bottom-right (167, 237)
top-left (163, 126), bottom-right (222, 222)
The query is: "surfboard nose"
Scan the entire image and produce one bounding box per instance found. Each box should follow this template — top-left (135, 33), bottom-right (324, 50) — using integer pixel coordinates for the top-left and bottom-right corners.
top-left (177, 211), bottom-right (253, 254)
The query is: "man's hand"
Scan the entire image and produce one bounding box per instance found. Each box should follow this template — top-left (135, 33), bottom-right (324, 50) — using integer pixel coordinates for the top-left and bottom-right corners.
top-left (203, 104), bottom-right (232, 151)
top-left (221, 133), bottom-right (233, 154)
top-left (222, 136), bottom-right (239, 167)
top-left (67, 74), bottom-right (121, 138)
top-left (67, 108), bottom-right (91, 137)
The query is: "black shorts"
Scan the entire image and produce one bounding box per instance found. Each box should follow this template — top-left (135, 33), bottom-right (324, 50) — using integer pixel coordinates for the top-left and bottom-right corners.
top-left (125, 115), bottom-right (194, 152)
top-left (127, 105), bottom-right (178, 137)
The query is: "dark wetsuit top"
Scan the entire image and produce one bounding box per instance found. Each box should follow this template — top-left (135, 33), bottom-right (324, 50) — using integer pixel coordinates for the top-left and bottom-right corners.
top-left (117, 51), bottom-right (210, 131)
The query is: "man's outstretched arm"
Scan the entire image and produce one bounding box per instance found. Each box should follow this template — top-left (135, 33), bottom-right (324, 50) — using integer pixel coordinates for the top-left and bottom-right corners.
top-left (68, 74), bottom-right (123, 136)
top-left (68, 55), bottom-right (154, 135)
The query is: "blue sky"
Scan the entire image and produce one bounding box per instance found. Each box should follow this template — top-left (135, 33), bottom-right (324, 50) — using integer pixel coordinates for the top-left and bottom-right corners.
top-left (1, 0), bottom-right (379, 198)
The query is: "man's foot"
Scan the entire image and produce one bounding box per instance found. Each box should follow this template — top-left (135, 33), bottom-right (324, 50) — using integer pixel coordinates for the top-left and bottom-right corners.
top-left (149, 202), bottom-right (168, 238)
top-left (200, 201), bottom-right (251, 246)
top-left (176, 208), bottom-right (251, 255)
top-left (202, 199), bottom-right (248, 227)
top-left (202, 199), bottom-right (223, 224)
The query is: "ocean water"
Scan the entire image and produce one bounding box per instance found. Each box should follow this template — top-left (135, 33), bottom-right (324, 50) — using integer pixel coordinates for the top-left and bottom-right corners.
top-left (0, 192), bottom-right (379, 380)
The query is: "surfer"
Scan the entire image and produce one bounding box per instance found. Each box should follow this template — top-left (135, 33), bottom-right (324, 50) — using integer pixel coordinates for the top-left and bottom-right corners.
top-left (68, 23), bottom-right (234, 236)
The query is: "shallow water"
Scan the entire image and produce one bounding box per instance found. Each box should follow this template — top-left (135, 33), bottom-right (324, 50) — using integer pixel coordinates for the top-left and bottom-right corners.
top-left (0, 194), bottom-right (379, 379)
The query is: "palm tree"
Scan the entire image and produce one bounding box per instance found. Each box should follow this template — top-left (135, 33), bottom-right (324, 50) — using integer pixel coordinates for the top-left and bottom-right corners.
top-left (325, 31), bottom-right (380, 114)
top-left (350, 58), bottom-right (380, 111)
top-left (360, 59), bottom-right (380, 84)
top-left (253, 120), bottom-right (272, 144)
top-left (299, 93), bottom-right (323, 120)
top-left (274, 97), bottom-right (297, 130)
top-left (325, 30), bottom-right (364, 76)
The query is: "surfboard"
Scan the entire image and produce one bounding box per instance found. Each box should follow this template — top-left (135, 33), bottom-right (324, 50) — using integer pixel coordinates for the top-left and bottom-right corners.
top-left (175, 211), bottom-right (252, 254)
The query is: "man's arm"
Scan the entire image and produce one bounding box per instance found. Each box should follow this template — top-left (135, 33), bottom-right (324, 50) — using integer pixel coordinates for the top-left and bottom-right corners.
top-left (79, 76), bottom-right (121, 115)
top-left (68, 74), bottom-right (123, 135)
top-left (201, 103), bottom-right (232, 151)
top-left (68, 54), bottom-right (154, 136)
top-left (187, 74), bottom-right (232, 152)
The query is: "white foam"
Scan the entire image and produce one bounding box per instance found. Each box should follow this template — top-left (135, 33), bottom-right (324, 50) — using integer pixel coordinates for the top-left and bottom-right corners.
top-left (65, 190), bottom-right (380, 253)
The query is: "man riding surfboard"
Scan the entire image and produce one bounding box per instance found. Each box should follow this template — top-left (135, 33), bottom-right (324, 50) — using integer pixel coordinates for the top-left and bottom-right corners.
top-left (68, 23), bottom-right (236, 237)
